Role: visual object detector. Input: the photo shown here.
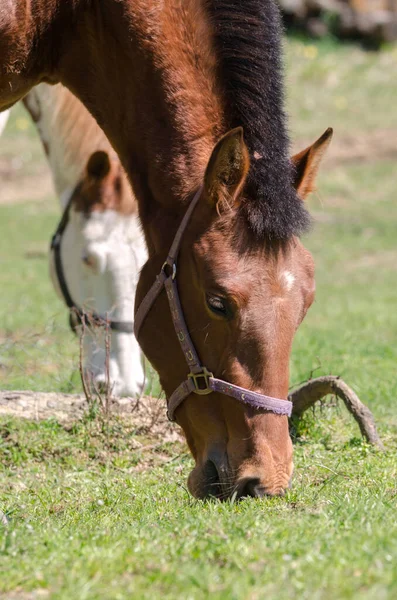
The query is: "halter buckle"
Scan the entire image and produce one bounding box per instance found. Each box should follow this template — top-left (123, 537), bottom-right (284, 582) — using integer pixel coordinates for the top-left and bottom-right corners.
top-left (188, 368), bottom-right (213, 395)
top-left (162, 261), bottom-right (177, 280)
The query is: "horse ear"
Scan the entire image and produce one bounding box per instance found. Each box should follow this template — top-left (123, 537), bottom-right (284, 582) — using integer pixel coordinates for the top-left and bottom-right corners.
top-left (292, 128), bottom-right (333, 200)
top-left (204, 127), bottom-right (250, 208)
top-left (86, 150), bottom-right (111, 180)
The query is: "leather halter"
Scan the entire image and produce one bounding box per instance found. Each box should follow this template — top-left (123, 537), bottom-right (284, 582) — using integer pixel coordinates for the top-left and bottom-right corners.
top-left (50, 185), bottom-right (134, 335)
top-left (134, 187), bottom-right (293, 421)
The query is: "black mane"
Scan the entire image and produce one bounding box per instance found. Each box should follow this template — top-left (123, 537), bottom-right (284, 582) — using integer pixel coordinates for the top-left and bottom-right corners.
top-left (207, 0), bottom-right (310, 240)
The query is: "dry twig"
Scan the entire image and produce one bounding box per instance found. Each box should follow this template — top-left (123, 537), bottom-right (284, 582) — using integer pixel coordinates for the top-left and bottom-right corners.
top-left (289, 375), bottom-right (384, 450)
top-left (77, 309), bottom-right (92, 404)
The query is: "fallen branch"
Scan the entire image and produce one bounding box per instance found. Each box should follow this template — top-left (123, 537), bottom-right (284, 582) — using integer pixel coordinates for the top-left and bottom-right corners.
top-left (289, 376), bottom-right (384, 450)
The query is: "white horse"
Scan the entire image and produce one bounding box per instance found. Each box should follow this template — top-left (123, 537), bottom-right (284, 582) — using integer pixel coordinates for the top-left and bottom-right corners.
top-left (1, 84), bottom-right (147, 397)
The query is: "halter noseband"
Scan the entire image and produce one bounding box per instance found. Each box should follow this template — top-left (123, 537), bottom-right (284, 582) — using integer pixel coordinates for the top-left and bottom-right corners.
top-left (50, 185), bottom-right (134, 335)
top-left (134, 187), bottom-right (293, 421)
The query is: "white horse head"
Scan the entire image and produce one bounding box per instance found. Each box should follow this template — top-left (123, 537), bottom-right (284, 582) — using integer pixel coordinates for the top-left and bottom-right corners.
top-left (23, 84), bottom-right (147, 397)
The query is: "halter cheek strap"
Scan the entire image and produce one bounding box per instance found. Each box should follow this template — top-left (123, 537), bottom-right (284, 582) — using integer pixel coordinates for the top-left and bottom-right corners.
top-left (50, 186), bottom-right (134, 335)
top-left (134, 187), bottom-right (293, 421)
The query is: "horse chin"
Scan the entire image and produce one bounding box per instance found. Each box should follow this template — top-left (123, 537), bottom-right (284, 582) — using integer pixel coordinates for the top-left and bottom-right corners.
top-left (187, 461), bottom-right (223, 500)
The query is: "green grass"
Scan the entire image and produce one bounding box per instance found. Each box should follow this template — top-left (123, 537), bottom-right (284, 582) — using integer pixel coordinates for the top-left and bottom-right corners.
top-left (0, 417), bottom-right (396, 599)
top-left (1, 37), bottom-right (397, 598)
top-left (286, 37), bottom-right (397, 139)
top-left (0, 198), bottom-right (80, 392)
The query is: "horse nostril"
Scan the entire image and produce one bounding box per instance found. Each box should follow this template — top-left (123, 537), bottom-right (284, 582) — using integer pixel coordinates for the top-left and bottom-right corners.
top-left (202, 459), bottom-right (221, 498)
top-left (241, 478), bottom-right (267, 499)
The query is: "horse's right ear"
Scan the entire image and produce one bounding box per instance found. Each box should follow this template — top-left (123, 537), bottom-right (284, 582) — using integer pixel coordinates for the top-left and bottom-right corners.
top-left (204, 127), bottom-right (250, 210)
top-left (292, 128), bottom-right (333, 200)
top-left (86, 151), bottom-right (111, 180)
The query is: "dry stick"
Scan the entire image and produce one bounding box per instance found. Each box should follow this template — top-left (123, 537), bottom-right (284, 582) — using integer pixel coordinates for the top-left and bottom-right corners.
top-left (289, 376), bottom-right (384, 450)
top-left (104, 314), bottom-right (112, 419)
top-left (78, 309), bottom-right (92, 404)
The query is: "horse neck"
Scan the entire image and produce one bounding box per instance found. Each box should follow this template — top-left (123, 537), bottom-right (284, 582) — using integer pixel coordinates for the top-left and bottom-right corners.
top-left (23, 84), bottom-right (113, 208)
top-left (2, 1), bottom-right (224, 249)
top-left (54, 0), bottom-right (224, 250)
top-left (0, 1), bottom-right (82, 108)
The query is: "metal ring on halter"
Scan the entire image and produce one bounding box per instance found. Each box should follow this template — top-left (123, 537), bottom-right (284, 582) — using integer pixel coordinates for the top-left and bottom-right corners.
top-left (188, 368), bottom-right (213, 395)
top-left (162, 262), bottom-right (177, 280)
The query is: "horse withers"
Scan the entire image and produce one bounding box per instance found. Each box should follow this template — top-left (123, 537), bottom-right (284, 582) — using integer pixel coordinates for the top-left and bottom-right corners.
top-left (0, 0), bottom-right (332, 499)
top-left (21, 84), bottom-right (147, 397)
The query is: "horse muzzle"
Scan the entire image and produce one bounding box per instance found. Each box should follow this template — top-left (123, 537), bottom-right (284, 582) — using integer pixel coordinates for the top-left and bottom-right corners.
top-left (187, 453), bottom-right (290, 501)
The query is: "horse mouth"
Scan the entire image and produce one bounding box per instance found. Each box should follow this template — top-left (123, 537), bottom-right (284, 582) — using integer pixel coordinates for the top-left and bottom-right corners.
top-left (188, 458), bottom-right (289, 501)
top-left (188, 459), bottom-right (226, 500)
top-left (188, 459), bottom-right (259, 501)
top-left (201, 459), bottom-right (224, 499)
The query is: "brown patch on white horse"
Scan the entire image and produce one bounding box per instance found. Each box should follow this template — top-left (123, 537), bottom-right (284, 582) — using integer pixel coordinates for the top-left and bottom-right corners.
top-left (74, 151), bottom-right (136, 216)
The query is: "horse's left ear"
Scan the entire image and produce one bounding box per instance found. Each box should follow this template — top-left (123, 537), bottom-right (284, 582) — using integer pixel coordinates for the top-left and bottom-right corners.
top-left (292, 128), bottom-right (333, 200)
top-left (204, 127), bottom-right (250, 209)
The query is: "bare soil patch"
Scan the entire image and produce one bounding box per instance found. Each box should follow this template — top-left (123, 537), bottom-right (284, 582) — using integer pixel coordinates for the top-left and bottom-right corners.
top-left (1, 377), bottom-right (383, 449)
top-left (0, 390), bottom-right (181, 443)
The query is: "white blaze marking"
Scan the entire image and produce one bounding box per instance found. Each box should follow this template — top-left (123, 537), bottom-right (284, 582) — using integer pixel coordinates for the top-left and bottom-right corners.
top-left (282, 271), bottom-right (295, 291)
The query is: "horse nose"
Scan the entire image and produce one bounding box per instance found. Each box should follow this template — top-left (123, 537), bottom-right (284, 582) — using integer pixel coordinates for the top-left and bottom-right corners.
top-left (240, 478), bottom-right (268, 498)
top-left (201, 459), bottom-right (222, 498)
top-left (239, 478), bottom-right (287, 499)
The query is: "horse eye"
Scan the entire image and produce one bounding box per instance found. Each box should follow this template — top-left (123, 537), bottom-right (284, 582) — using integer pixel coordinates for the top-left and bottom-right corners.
top-left (206, 293), bottom-right (231, 319)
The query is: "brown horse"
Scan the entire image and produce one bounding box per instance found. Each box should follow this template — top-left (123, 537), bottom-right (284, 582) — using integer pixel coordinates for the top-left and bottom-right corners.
top-left (0, 0), bottom-right (332, 499)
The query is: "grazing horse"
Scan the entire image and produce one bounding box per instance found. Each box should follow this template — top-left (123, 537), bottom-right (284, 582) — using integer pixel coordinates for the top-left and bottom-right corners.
top-left (0, 0), bottom-right (332, 499)
top-left (3, 84), bottom-right (147, 397)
